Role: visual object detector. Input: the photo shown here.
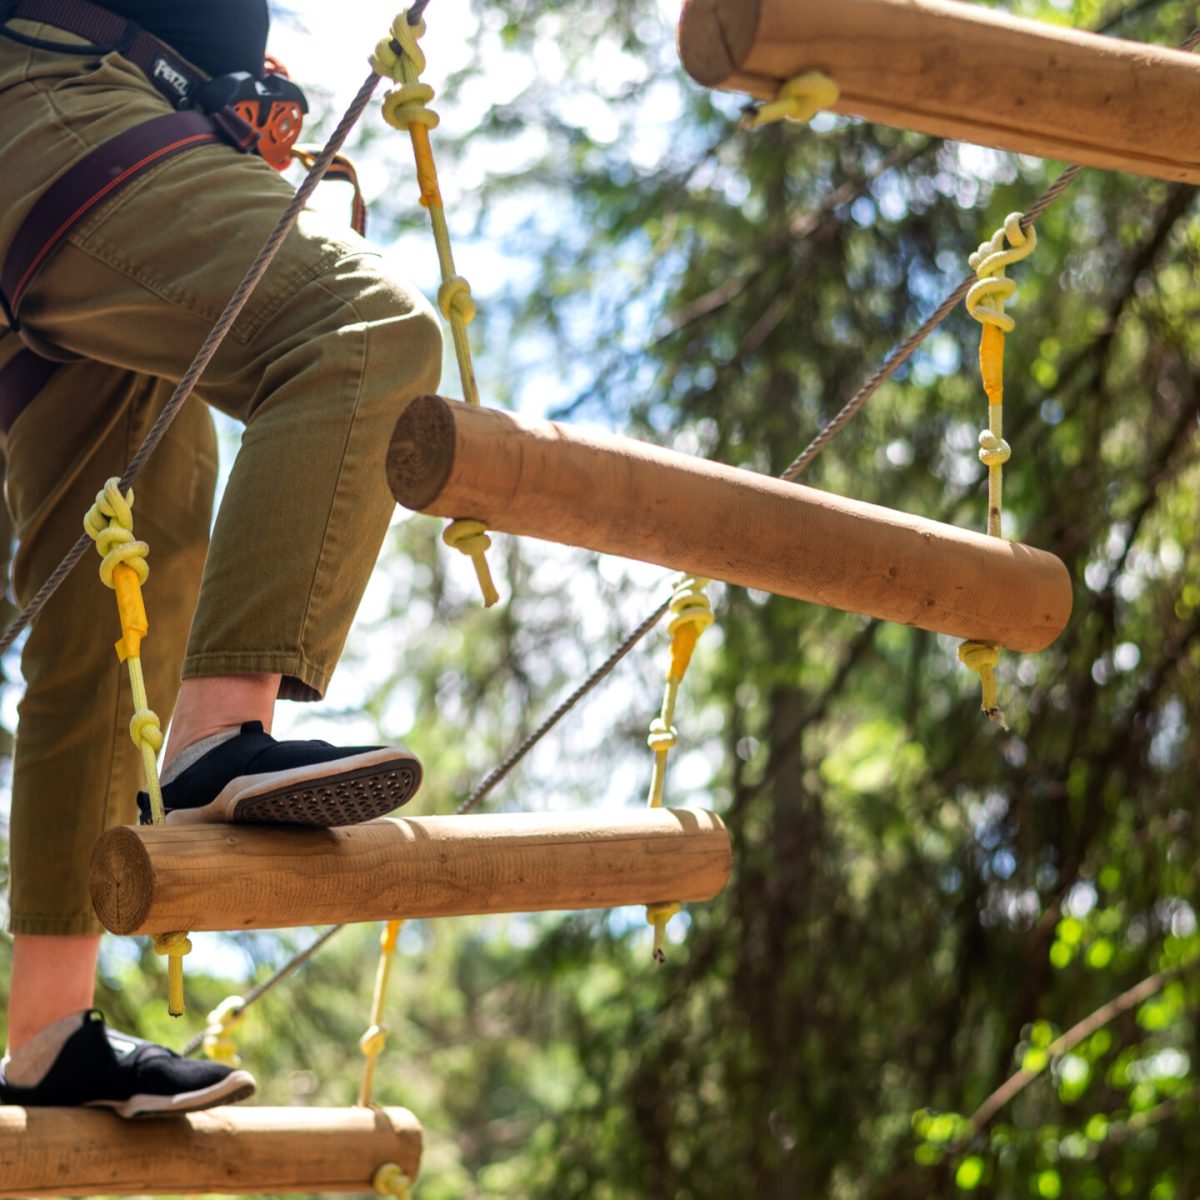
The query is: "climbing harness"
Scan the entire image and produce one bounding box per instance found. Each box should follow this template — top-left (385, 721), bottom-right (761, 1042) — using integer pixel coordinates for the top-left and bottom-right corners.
top-left (958, 211), bottom-right (1036, 729)
top-left (0, 0), bottom-right (315, 428)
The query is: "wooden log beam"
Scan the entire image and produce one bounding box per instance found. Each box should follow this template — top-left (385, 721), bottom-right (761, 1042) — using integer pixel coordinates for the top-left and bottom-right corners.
top-left (0, 1105), bottom-right (421, 1197)
top-left (90, 809), bottom-right (732, 935)
top-left (387, 396), bottom-right (1072, 653)
top-left (677, 0), bottom-right (1200, 184)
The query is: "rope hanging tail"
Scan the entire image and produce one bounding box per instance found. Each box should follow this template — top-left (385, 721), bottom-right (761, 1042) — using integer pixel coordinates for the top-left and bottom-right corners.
top-left (359, 919), bottom-right (405, 1108)
top-left (373, 10), bottom-right (498, 608)
top-left (741, 71), bottom-right (839, 130)
top-left (644, 576), bottom-right (713, 961)
top-left (84, 479), bottom-right (192, 1015)
top-left (960, 212), bottom-right (1035, 731)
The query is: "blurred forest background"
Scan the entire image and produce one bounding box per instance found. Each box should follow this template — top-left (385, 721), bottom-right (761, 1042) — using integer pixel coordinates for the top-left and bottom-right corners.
top-left (2, 0), bottom-right (1199, 1196)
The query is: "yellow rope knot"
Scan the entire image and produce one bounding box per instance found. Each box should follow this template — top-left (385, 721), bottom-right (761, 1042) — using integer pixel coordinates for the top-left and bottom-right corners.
top-left (438, 276), bottom-right (476, 325)
top-left (153, 931), bottom-right (193, 1018)
top-left (645, 902), bottom-right (682, 965)
top-left (375, 14), bottom-right (439, 133)
top-left (977, 429), bottom-right (1011, 468)
top-left (203, 995), bottom-right (246, 1067)
top-left (742, 71), bottom-right (839, 129)
top-left (373, 1163), bottom-right (413, 1199)
top-left (442, 519), bottom-right (499, 607)
top-left (360, 1023), bottom-right (390, 1059)
top-left (129, 708), bottom-right (164, 754)
top-left (646, 717), bottom-right (677, 755)
top-left (966, 212), bottom-right (1037, 334)
top-left (958, 641), bottom-right (1008, 731)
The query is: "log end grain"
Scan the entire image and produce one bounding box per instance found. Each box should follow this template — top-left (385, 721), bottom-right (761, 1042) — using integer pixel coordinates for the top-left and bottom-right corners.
top-left (677, 0), bottom-right (764, 88)
top-left (387, 394), bottom-right (457, 512)
top-left (89, 826), bottom-right (154, 935)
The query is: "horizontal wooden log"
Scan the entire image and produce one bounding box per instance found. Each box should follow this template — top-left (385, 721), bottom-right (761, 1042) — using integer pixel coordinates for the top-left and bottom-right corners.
top-left (90, 808), bottom-right (732, 935)
top-left (0, 1105), bottom-right (420, 1197)
top-left (677, 0), bottom-right (1200, 184)
top-left (387, 396), bottom-right (1071, 653)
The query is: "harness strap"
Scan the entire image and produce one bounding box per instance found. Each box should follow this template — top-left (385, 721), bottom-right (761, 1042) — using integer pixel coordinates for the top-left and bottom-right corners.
top-left (0, 0), bottom-right (205, 108)
top-left (2, 109), bottom-right (254, 329)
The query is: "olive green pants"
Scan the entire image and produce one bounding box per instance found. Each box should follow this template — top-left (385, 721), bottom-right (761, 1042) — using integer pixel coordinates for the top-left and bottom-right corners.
top-left (0, 25), bottom-right (442, 934)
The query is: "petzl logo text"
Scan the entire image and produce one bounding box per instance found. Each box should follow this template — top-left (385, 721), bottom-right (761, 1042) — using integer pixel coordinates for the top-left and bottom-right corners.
top-left (152, 58), bottom-right (191, 99)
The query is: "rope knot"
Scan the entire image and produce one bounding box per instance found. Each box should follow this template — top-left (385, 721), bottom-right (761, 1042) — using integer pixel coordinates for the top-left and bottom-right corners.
top-left (647, 717), bottom-right (678, 754)
top-left (977, 430), bottom-right (1011, 467)
top-left (438, 276), bottom-right (476, 324)
top-left (742, 71), bottom-right (839, 129)
top-left (958, 640), bottom-right (1008, 730)
top-left (645, 902), bottom-right (683, 964)
top-left (360, 1023), bottom-right (390, 1058)
top-left (443, 518), bottom-right (499, 607)
top-left (203, 995), bottom-right (246, 1067)
top-left (373, 1163), bottom-right (413, 1199)
top-left (966, 212), bottom-right (1037, 332)
top-left (84, 480), bottom-right (149, 589)
top-left (153, 930), bottom-right (193, 1017)
top-left (129, 708), bottom-right (164, 754)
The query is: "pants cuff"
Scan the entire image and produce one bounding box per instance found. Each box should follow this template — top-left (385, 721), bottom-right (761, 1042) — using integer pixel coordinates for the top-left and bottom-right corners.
top-left (10, 913), bottom-right (106, 936)
top-left (181, 651), bottom-right (330, 703)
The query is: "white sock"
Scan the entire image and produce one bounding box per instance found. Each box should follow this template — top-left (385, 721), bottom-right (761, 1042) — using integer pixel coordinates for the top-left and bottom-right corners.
top-left (161, 726), bottom-right (243, 786)
top-left (4, 1011), bottom-right (87, 1087)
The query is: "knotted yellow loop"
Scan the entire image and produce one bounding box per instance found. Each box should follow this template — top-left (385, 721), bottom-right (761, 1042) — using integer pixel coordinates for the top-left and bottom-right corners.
top-left (966, 212), bottom-right (1037, 333)
top-left (647, 717), bottom-right (677, 756)
top-left (202, 995), bottom-right (246, 1067)
top-left (742, 71), bottom-right (839, 129)
top-left (129, 708), bottom-right (164, 754)
top-left (360, 1023), bottom-right (390, 1059)
top-left (645, 902), bottom-right (682, 965)
top-left (958, 641), bottom-right (1008, 730)
top-left (373, 1163), bottom-right (413, 1199)
top-left (380, 82), bottom-right (439, 133)
top-left (978, 429), bottom-right (1011, 468)
top-left (443, 519), bottom-right (499, 607)
top-left (83, 479), bottom-right (149, 589)
top-left (438, 276), bottom-right (476, 324)
top-left (153, 931), bottom-right (193, 1018)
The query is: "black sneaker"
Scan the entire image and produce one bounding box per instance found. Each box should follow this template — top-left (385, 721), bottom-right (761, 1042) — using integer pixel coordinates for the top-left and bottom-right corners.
top-left (0, 1011), bottom-right (256, 1118)
top-left (137, 721), bottom-right (422, 827)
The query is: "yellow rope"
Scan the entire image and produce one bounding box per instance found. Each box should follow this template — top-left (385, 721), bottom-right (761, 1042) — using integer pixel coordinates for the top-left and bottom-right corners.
top-left (373, 1162), bottom-right (414, 1199)
top-left (373, 10), bottom-right (498, 609)
top-left (741, 71), bottom-right (839, 130)
top-left (643, 575), bottom-right (713, 961)
top-left (359, 919), bottom-right (404, 1108)
top-left (84, 479), bottom-right (191, 1016)
top-left (202, 995), bottom-right (246, 1067)
top-left (961, 213), bottom-right (1037, 730)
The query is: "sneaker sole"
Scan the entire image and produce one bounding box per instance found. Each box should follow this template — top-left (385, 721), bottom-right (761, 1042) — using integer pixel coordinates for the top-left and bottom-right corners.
top-left (164, 748), bottom-right (422, 828)
top-left (90, 1070), bottom-right (258, 1119)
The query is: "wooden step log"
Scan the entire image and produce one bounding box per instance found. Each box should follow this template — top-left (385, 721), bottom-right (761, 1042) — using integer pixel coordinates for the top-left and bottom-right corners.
top-left (677, 0), bottom-right (1200, 185)
top-left (0, 1105), bottom-right (421, 1197)
top-left (387, 396), bottom-right (1071, 653)
top-left (90, 808), bottom-right (732, 935)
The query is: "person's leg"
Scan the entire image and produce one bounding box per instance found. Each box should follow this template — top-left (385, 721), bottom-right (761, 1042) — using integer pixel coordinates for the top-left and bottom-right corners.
top-left (163, 673), bottom-right (280, 765)
top-left (1, 364), bottom-right (254, 1114)
top-left (6, 935), bottom-right (99, 1055)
